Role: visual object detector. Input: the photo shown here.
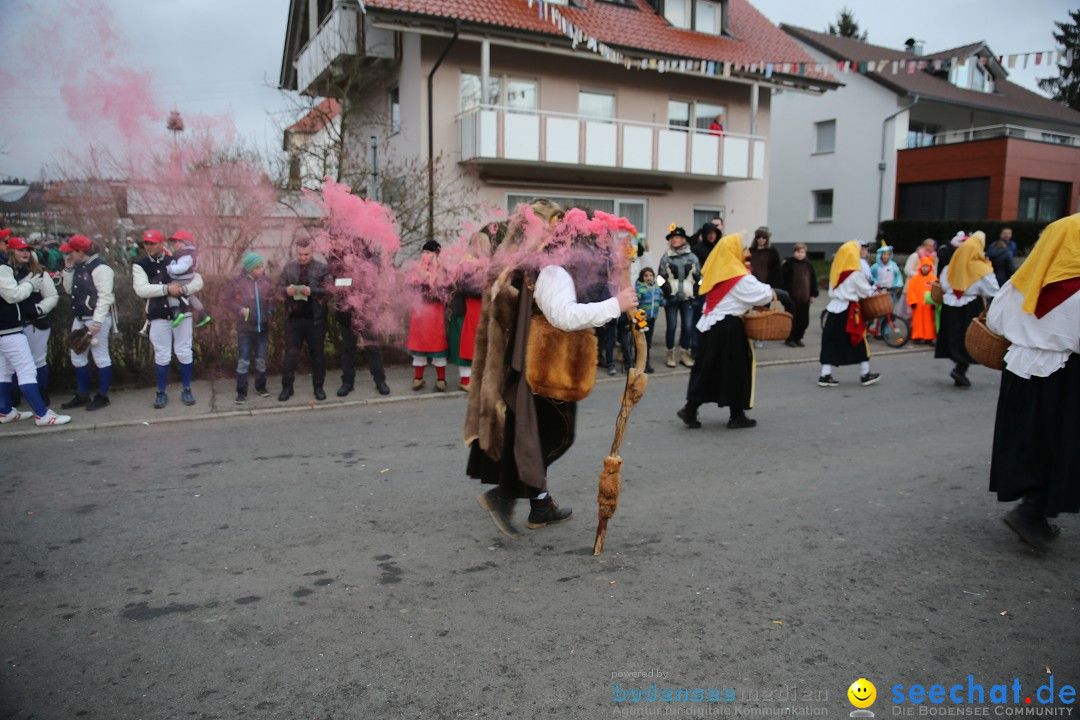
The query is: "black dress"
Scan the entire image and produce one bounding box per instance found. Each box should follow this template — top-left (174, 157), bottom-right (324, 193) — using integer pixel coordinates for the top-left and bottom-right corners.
top-left (934, 301), bottom-right (983, 365)
top-left (820, 309), bottom-right (868, 366)
top-left (686, 315), bottom-right (753, 410)
top-left (989, 354), bottom-right (1080, 516)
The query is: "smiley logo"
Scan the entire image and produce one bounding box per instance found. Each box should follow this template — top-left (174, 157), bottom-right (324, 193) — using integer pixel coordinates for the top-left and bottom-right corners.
top-left (847, 678), bottom-right (876, 709)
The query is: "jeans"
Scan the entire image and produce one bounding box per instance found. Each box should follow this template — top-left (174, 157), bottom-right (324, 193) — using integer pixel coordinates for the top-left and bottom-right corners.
top-left (336, 310), bottom-right (385, 385)
top-left (596, 320), bottom-right (616, 367)
top-left (665, 299), bottom-right (694, 350)
top-left (282, 317), bottom-right (326, 388)
top-left (236, 330), bottom-right (269, 389)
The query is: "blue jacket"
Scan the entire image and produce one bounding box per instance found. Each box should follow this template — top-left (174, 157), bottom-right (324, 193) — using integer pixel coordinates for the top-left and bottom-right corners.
top-left (635, 281), bottom-right (665, 319)
top-left (225, 271), bottom-right (273, 333)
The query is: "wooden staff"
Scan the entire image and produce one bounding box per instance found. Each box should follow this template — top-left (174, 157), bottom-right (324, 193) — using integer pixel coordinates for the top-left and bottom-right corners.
top-left (594, 308), bottom-right (649, 555)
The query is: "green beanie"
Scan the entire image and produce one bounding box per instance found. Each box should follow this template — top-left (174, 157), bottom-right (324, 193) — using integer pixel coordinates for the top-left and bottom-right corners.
top-left (242, 251), bottom-right (264, 273)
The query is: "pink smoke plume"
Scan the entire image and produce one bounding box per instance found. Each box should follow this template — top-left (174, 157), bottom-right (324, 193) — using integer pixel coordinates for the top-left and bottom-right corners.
top-left (310, 178), bottom-right (405, 341)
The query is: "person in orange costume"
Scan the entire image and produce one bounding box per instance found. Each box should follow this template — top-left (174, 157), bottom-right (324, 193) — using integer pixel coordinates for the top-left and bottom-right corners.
top-left (906, 256), bottom-right (937, 345)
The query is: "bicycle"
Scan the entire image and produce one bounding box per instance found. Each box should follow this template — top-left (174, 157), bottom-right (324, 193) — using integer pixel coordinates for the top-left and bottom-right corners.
top-left (819, 306), bottom-right (911, 349)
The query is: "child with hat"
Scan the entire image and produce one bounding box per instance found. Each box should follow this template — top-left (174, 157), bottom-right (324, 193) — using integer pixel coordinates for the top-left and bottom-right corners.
top-left (224, 252), bottom-right (273, 403)
top-left (166, 231), bottom-right (211, 329)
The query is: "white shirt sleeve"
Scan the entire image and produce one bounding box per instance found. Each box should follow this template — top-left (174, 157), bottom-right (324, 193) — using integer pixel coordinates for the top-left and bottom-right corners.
top-left (0, 265), bottom-right (32, 304)
top-left (61, 268), bottom-right (74, 294)
top-left (132, 264), bottom-right (169, 299)
top-left (183, 272), bottom-right (204, 295)
top-left (534, 265), bottom-right (621, 332)
top-left (36, 272), bottom-right (59, 316)
top-left (91, 264), bottom-right (115, 325)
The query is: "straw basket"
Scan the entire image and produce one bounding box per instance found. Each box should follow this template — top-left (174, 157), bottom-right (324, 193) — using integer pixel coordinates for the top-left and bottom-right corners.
top-left (965, 311), bottom-right (1008, 370)
top-left (743, 292), bottom-right (792, 341)
top-left (929, 281), bottom-right (944, 304)
top-left (860, 292), bottom-right (894, 320)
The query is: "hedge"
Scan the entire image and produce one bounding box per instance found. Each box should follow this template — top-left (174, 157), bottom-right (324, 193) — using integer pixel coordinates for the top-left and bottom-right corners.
top-left (876, 220), bottom-right (1050, 255)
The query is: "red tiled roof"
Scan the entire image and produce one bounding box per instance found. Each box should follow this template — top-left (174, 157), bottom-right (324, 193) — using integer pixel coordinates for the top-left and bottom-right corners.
top-left (364, 0), bottom-right (834, 84)
top-left (287, 98), bottom-right (340, 134)
top-left (781, 25), bottom-right (1080, 127)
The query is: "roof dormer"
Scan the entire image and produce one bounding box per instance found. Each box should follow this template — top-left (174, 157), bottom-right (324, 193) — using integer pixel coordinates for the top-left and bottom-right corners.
top-left (657, 0), bottom-right (729, 37)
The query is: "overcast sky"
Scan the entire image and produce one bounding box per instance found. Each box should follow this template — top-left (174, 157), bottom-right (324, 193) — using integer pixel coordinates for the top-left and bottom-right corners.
top-left (0, 0), bottom-right (1072, 181)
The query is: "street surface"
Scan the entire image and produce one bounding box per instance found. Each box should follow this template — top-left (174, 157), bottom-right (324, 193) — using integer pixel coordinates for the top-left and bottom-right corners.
top-left (2, 351), bottom-right (1077, 719)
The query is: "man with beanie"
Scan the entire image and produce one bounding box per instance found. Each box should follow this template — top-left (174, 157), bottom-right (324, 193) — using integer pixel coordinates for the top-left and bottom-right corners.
top-left (276, 238), bottom-right (331, 401)
top-left (59, 235), bottom-right (115, 411)
top-left (225, 252), bottom-right (273, 404)
top-left (133, 229), bottom-right (203, 409)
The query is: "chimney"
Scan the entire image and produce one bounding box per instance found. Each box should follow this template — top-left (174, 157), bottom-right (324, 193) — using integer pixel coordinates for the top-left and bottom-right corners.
top-left (904, 38), bottom-right (924, 56)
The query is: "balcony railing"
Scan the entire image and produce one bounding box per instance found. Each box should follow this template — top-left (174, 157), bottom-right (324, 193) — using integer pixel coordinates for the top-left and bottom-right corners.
top-left (295, 4), bottom-right (395, 96)
top-left (457, 105), bottom-right (766, 181)
top-left (904, 123), bottom-right (1080, 150)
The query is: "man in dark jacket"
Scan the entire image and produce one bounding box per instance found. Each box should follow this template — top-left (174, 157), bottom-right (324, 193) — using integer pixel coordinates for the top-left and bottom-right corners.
top-left (986, 238), bottom-right (1016, 288)
top-left (276, 238), bottom-right (331, 401)
top-left (224, 252), bottom-right (273, 404)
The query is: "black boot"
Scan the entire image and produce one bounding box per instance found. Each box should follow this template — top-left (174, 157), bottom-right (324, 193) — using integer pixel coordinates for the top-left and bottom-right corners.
top-left (727, 409), bottom-right (757, 429)
top-left (477, 487), bottom-right (520, 539)
top-left (61, 393), bottom-right (90, 409)
top-left (677, 404), bottom-right (701, 428)
top-left (278, 385), bottom-right (294, 401)
top-left (336, 382), bottom-right (354, 397)
top-left (374, 378), bottom-right (390, 395)
top-left (527, 495), bottom-right (572, 529)
top-left (313, 385), bottom-right (327, 401)
top-left (1002, 496), bottom-right (1060, 553)
top-left (85, 394), bottom-right (111, 411)
top-left (950, 363), bottom-right (971, 388)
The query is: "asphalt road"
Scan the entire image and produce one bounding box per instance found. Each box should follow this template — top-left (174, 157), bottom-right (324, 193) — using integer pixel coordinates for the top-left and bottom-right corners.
top-left (2, 351), bottom-right (1077, 719)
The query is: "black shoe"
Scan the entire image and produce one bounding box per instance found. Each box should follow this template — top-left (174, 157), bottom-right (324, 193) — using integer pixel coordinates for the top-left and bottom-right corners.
top-left (784, 340), bottom-right (798, 347)
top-left (795, 340), bottom-right (805, 347)
top-left (85, 394), bottom-right (110, 412)
top-left (477, 488), bottom-right (520, 539)
top-left (860, 372), bottom-right (881, 387)
top-left (235, 390), bottom-right (247, 405)
top-left (607, 364), bottom-right (617, 376)
top-left (254, 384), bottom-right (271, 398)
top-left (950, 368), bottom-right (971, 387)
top-left (677, 405), bottom-right (701, 428)
top-left (727, 415), bottom-right (757, 429)
top-left (375, 379), bottom-right (390, 396)
top-left (278, 387), bottom-right (293, 402)
top-left (818, 375), bottom-right (839, 387)
top-left (1002, 505), bottom-right (1060, 553)
top-left (527, 496), bottom-right (572, 529)
top-left (181, 388), bottom-right (196, 406)
top-left (314, 386), bottom-right (327, 401)
top-left (336, 383), bottom-right (354, 397)
top-left (153, 391), bottom-right (167, 409)
top-left (644, 364), bottom-right (654, 374)
top-left (61, 393), bottom-right (89, 409)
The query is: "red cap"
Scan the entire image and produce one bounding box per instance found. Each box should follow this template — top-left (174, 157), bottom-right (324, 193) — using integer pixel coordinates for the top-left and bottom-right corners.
top-left (6, 237), bottom-right (30, 250)
top-left (168, 230), bottom-right (195, 244)
top-left (142, 229), bottom-right (164, 244)
top-left (61, 235), bottom-right (92, 253)
top-left (0, 229), bottom-right (12, 241)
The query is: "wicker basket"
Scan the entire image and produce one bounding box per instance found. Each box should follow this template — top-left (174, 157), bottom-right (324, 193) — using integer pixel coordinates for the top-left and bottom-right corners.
top-left (860, 292), bottom-right (894, 320)
top-left (929, 281), bottom-right (944, 304)
top-left (965, 312), bottom-right (1009, 370)
top-left (743, 292), bottom-right (793, 341)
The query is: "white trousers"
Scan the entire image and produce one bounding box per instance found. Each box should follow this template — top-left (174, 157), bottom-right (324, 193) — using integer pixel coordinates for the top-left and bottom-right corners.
top-left (0, 332), bottom-right (40, 385)
top-left (411, 354), bottom-right (447, 367)
top-left (70, 317), bottom-right (112, 368)
top-left (149, 317), bottom-right (193, 365)
top-left (23, 324), bottom-right (51, 368)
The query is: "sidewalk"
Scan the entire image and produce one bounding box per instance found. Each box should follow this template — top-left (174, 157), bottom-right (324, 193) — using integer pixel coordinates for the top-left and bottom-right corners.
top-left (1, 314), bottom-right (930, 437)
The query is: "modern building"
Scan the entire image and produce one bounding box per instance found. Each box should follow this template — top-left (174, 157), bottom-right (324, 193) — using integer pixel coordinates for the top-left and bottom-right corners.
top-left (769, 26), bottom-right (1080, 254)
top-left (279, 0), bottom-right (836, 248)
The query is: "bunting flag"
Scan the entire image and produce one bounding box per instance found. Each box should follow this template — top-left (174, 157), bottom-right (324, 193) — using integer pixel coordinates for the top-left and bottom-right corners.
top-left (520, 0), bottom-right (1063, 84)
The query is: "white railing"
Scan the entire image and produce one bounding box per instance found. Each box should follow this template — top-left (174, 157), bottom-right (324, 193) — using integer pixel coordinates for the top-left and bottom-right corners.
top-left (456, 105), bottom-right (766, 180)
top-left (296, 5), bottom-right (360, 94)
top-left (905, 123), bottom-right (1080, 149)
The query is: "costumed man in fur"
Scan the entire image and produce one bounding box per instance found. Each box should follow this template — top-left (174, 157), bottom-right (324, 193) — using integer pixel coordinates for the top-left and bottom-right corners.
top-left (818, 241), bottom-right (880, 387)
top-left (935, 231), bottom-right (999, 387)
top-left (677, 232), bottom-right (772, 429)
top-left (987, 214), bottom-right (1079, 552)
top-left (464, 201), bottom-right (639, 538)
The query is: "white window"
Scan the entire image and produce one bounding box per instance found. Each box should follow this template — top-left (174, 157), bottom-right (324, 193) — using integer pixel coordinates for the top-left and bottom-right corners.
top-left (972, 65), bottom-right (993, 93)
top-left (506, 193), bottom-right (648, 239)
top-left (579, 89), bottom-right (616, 120)
top-left (814, 120), bottom-right (836, 153)
top-left (693, 207), bottom-right (725, 231)
top-left (506, 79), bottom-right (538, 111)
top-left (388, 86), bottom-right (400, 134)
top-left (668, 99), bottom-right (691, 130)
top-left (694, 0), bottom-right (722, 34)
top-left (812, 190), bottom-right (833, 221)
top-left (949, 60), bottom-right (972, 90)
top-left (694, 102), bottom-right (726, 131)
top-left (460, 72), bottom-right (499, 110)
top-left (664, 0), bottom-right (690, 29)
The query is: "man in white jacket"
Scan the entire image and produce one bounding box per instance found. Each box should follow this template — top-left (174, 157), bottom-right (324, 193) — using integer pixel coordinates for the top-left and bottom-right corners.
top-left (60, 235), bottom-right (115, 411)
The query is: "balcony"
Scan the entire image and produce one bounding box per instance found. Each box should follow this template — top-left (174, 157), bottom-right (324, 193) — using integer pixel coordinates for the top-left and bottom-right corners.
top-left (905, 123), bottom-right (1080, 149)
top-left (295, 3), bottom-right (395, 97)
top-left (457, 106), bottom-right (766, 182)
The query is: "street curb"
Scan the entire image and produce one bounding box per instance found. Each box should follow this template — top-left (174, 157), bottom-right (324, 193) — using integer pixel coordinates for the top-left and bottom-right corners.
top-left (1, 346), bottom-right (931, 438)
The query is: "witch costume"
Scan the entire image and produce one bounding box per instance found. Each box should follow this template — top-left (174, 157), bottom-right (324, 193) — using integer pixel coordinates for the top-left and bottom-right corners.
top-left (818, 241), bottom-right (879, 387)
top-left (987, 213), bottom-right (1080, 551)
top-left (934, 232), bottom-right (999, 387)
